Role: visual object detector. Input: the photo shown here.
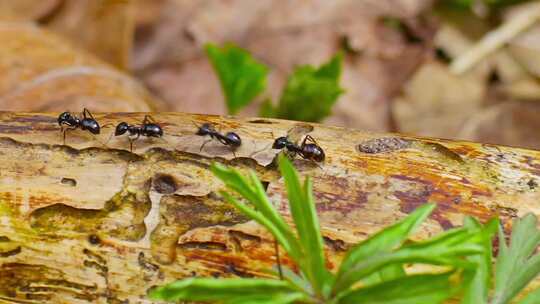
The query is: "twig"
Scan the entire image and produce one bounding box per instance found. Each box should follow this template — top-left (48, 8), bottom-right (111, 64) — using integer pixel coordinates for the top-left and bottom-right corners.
top-left (450, 3), bottom-right (540, 75)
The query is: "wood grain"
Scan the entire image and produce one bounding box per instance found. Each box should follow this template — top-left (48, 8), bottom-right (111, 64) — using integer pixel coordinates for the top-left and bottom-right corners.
top-left (0, 112), bottom-right (539, 303)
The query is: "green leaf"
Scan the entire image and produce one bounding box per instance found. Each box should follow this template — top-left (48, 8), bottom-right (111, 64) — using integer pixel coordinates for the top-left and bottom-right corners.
top-left (338, 272), bottom-right (457, 304)
top-left (228, 292), bottom-right (307, 304)
top-left (205, 43), bottom-right (268, 115)
top-left (461, 216), bottom-right (496, 304)
top-left (269, 265), bottom-right (314, 295)
top-left (379, 264), bottom-right (406, 281)
top-left (518, 287), bottom-right (540, 304)
top-left (148, 278), bottom-right (304, 303)
top-left (360, 264), bottom-right (406, 287)
top-left (334, 203), bottom-right (435, 293)
top-left (266, 53), bottom-right (344, 122)
top-left (211, 163), bottom-right (303, 265)
top-left (493, 214), bottom-right (540, 304)
top-left (278, 154), bottom-right (331, 296)
top-left (335, 223), bottom-right (495, 294)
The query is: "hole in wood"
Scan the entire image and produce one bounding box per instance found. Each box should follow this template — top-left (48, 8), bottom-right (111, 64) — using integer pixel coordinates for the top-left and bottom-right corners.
top-left (61, 177), bottom-right (77, 187)
top-left (153, 174), bottom-right (178, 194)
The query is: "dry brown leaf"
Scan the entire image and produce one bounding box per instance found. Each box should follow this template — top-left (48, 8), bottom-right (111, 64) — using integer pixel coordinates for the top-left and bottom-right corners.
top-left (509, 24), bottom-right (540, 78)
top-left (44, 0), bottom-right (135, 70)
top-left (392, 62), bottom-right (485, 138)
top-left (0, 22), bottom-right (157, 112)
top-left (134, 0), bottom-right (435, 131)
top-left (0, 0), bottom-right (60, 22)
top-left (458, 101), bottom-right (540, 149)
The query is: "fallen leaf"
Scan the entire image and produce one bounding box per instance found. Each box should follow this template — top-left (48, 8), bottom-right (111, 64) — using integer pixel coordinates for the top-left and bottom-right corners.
top-left (44, 0), bottom-right (135, 70)
top-left (0, 22), bottom-right (157, 112)
top-left (392, 62), bottom-right (485, 138)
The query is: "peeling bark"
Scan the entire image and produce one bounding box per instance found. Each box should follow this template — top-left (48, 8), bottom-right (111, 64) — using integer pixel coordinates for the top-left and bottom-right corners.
top-left (0, 112), bottom-right (539, 303)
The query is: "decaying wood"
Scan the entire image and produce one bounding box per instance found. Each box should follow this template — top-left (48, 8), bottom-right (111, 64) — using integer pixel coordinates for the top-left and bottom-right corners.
top-left (0, 112), bottom-right (539, 303)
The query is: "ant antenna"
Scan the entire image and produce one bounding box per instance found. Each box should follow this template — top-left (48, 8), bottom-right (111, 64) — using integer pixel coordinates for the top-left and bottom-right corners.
top-left (103, 130), bottom-right (116, 146)
top-left (249, 141), bottom-right (272, 158)
top-left (249, 130), bottom-right (276, 158)
top-left (191, 121), bottom-right (201, 129)
top-left (199, 139), bottom-right (212, 152)
top-left (101, 122), bottom-right (114, 129)
top-left (92, 134), bottom-right (109, 148)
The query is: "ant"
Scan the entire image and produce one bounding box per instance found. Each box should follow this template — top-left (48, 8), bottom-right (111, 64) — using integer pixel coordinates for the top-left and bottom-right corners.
top-left (195, 123), bottom-right (241, 155)
top-left (272, 135), bottom-right (325, 162)
top-left (114, 115), bottom-right (164, 151)
top-left (58, 108), bottom-right (101, 145)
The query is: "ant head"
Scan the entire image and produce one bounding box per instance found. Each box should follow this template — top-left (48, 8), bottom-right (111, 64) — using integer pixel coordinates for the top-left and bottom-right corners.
top-left (272, 136), bottom-right (289, 149)
top-left (58, 112), bottom-right (71, 125)
top-left (196, 123), bottom-right (212, 136)
top-left (115, 122), bottom-right (129, 136)
top-left (82, 118), bottom-right (100, 134)
top-left (225, 132), bottom-right (242, 147)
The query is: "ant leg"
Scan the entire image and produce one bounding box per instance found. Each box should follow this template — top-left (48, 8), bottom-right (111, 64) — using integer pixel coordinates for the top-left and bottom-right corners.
top-left (129, 134), bottom-right (140, 152)
top-left (231, 147), bottom-right (237, 158)
top-left (143, 115), bottom-right (157, 124)
top-left (304, 135), bottom-right (319, 145)
top-left (62, 126), bottom-right (77, 146)
top-left (274, 239), bottom-right (283, 280)
top-left (82, 108), bottom-right (95, 120)
top-left (310, 160), bottom-right (323, 170)
top-left (156, 136), bottom-right (169, 144)
top-left (199, 139), bottom-right (212, 152)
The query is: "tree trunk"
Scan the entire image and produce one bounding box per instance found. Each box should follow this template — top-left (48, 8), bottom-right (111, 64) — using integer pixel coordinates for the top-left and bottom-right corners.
top-left (0, 112), bottom-right (539, 303)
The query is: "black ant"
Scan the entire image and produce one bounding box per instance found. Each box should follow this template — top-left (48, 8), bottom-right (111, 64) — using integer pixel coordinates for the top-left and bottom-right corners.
top-left (114, 115), bottom-right (164, 151)
top-left (272, 135), bottom-right (325, 162)
top-left (58, 108), bottom-right (101, 145)
top-left (195, 123), bottom-right (241, 155)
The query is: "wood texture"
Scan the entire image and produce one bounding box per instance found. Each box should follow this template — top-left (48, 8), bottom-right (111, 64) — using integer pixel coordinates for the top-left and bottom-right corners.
top-left (0, 112), bottom-right (539, 303)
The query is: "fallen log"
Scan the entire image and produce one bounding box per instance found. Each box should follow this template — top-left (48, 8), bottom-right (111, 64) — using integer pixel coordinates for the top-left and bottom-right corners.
top-left (0, 111), bottom-right (539, 303)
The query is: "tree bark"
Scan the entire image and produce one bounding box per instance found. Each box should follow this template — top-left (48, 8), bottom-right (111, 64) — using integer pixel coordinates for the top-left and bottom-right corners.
top-left (0, 112), bottom-right (539, 303)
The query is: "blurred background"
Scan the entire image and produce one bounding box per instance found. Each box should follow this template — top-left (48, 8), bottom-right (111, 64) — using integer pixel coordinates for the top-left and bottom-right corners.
top-left (1, 0), bottom-right (540, 149)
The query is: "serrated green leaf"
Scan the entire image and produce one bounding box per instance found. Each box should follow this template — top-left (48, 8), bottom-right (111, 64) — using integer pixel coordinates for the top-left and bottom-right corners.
top-left (338, 272), bottom-right (456, 304)
top-left (517, 287), bottom-right (540, 304)
top-left (278, 154), bottom-right (331, 296)
top-left (493, 214), bottom-right (540, 304)
top-left (266, 53), bottom-right (344, 122)
top-left (315, 53), bottom-right (342, 79)
top-left (148, 278), bottom-right (302, 302)
top-left (205, 43), bottom-right (268, 115)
